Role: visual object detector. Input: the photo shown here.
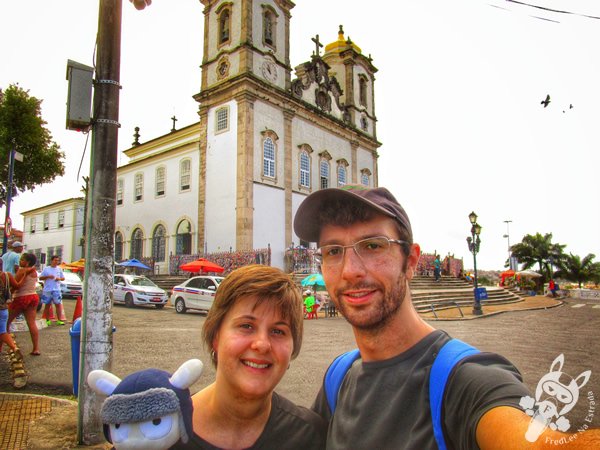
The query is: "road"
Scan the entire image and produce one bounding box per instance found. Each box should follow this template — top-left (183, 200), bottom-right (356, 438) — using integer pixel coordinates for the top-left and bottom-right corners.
top-left (1, 298), bottom-right (599, 429)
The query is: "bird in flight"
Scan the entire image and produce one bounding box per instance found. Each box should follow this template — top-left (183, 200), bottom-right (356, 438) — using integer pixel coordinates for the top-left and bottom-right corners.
top-left (541, 94), bottom-right (551, 108)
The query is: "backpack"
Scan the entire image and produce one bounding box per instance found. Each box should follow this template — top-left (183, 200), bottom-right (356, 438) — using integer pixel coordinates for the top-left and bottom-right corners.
top-left (324, 338), bottom-right (480, 450)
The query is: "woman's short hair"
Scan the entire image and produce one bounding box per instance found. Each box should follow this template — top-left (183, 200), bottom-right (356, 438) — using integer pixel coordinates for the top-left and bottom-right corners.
top-left (21, 252), bottom-right (37, 267)
top-left (202, 264), bottom-right (303, 366)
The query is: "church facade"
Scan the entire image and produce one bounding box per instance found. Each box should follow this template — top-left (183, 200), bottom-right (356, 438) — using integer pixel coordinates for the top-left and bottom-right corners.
top-left (115, 0), bottom-right (381, 272)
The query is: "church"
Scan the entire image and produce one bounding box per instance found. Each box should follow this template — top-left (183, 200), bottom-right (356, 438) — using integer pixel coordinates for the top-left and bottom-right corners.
top-left (26, 0), bottom-right (381, 273)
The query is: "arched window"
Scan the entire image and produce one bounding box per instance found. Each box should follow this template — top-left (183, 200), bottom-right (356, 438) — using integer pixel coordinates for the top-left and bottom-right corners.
top-left (263, 11), bottom-right (274, 46)
top-left (320, 160), bottom-right (330, 189)
top-left (263, 137), bottom-right (275, 178)
top-left (155, 166), bottom-right (166, 196)
top-left (300, 151), bottom-right (310, 188)
top-left (152, 225), bottom-right (166, 262)
top-left (337, 165), bottom-right (347, 187)
top-left (219, 9), bottom-right (230, 44)
top-left (176, 220), bottom-right (192, 255)
top-left (359, 75), bottom-right (368, 107)
top-left (130, 228), bottom-right (144, 260)
top-left (361, 172), bottom-right (370, 187)
top-left (180, 159), bottom-right (191, 191)
top-left (115, 232), bottom-right (123, 261)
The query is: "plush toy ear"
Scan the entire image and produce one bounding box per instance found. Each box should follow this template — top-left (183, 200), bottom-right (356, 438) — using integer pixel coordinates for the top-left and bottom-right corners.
top-left (169, 359), bottom-right (204, 390)
top-left (87, 370), bottom-right (122, 396)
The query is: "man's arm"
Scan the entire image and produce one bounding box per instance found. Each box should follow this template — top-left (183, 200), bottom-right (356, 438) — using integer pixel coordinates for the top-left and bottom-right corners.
top-left (477, 406), bottom-right (600, 449)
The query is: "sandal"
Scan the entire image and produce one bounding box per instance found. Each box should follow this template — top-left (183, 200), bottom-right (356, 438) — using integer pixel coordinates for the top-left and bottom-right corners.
top-left (30, 351), bottom-right (41, 356)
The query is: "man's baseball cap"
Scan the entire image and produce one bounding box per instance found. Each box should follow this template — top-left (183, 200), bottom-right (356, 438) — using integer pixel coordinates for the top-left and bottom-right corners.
top-left (293, 185), bottom-right (412, 243)
top-left (12, 241), bottom-right (23, 248)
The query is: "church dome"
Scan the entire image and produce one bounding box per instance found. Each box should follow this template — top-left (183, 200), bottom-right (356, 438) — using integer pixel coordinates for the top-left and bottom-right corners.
top-left (324, 25), bottom-right (362, 55)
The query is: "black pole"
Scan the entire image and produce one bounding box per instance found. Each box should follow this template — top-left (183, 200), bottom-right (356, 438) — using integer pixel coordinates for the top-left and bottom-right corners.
top-left (3, 149), bottom-right (15, 254)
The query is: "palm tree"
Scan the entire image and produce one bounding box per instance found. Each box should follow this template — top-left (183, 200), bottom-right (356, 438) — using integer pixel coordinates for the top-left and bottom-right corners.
top-left (510, 233), bottom-right (565, 280)
top-left (554, 253), bottom-right (600, 289)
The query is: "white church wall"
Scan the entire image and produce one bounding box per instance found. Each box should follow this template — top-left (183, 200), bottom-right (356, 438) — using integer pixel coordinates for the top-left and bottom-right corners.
top-left (291, 191), bottom-right (312, 246)
top-left (205, 100), bottom-right (238, 253)
top-left (253, 183), bottom-right (285, 269)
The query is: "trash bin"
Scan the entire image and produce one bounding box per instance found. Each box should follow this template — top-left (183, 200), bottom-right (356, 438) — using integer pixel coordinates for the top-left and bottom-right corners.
top-left (475, 287), bottom-right (488, 301)
top-left (69, 318), bottom-right (82, 396)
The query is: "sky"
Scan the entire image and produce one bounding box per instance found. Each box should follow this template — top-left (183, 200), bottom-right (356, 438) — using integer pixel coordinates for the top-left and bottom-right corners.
top-left (1, 0), bottom-right (599, 271)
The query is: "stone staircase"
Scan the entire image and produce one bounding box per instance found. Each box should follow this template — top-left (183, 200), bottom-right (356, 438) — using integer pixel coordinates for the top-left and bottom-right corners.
top-left (410, 276), bottom-right (523, 316)
top-left (147, 275), bottom-right (189, 293)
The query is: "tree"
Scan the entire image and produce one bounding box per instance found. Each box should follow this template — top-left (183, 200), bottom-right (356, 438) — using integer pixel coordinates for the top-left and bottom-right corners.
top-left (0, 84), bottom-right (65, 206)
top-left (510, 233), bottom-right (565, 280)
top-left (554, 253), bottom-right (600, 289)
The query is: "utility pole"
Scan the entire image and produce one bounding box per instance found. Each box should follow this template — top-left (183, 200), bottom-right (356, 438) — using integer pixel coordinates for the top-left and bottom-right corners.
top-left (503, 219), bottom-right (512, 269)
top-left (77, 0), bottom-right (122, 444)
top-left (3, 148), bottom-right (23, 254)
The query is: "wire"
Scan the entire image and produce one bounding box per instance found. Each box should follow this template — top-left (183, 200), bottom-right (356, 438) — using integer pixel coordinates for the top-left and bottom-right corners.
top-left (504, 0), bottom-right (600, 20)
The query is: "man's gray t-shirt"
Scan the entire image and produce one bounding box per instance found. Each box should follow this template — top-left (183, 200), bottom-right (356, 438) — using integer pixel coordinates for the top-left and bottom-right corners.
top-left (312, 330), bottom-right (530, 450)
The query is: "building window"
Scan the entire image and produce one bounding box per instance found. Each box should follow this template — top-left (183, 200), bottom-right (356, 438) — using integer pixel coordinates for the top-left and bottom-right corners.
top-left (130, 228), bottom-right (144, 260)
top-left (47, 246), bottom-right (63, 261)
top-left (361, 172), bottom-right (370, 186)
top-left (180, 159), bottom-right (191, 191)
top-left (215, 106), bottom-right (229, 133)
top-left (115, 232), bottom-right (123, 261)
top-left (134, 173), bottom-right (143, 202)
top-left (359, 75), bottom-right (368, 107)
top-left (176, 220), bottom-right (192, 255)
top-left (156, 166), bottom-right (166, 197)
top-left (218, 8), bottom-right (231, 45)
top-left (152, 224), bottom-right (166, 262)
top-left (262, 8), bottom-right (277, 49)
top-left (58, 210), bottom-right (65, 228)
top-left (117, 178), bottom-right (123, 206)
top-left (337, 165), bottom-right (347, 187)
top-left (30, 218), bottom-right (35, 234)
top-left (43, 214), bottom-right (49, 231)
top-left (320, 160), bottom-right (330, 189)
top-left (300, 151), bottom-right (310, 188)
top-left (263, 137), bottom-right (276, 178)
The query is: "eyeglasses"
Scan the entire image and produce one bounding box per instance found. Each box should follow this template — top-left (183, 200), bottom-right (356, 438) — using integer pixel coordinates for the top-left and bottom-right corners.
top-left (316, 236), bottom-right (408, 267)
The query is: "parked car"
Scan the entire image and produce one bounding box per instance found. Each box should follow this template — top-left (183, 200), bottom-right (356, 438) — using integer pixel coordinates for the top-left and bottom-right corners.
top-left (60, 271), bottom-right (84, 299)
top-left (113, 274), bottom-right (168, 308)
top-left (170, 276), bottom-right (224, 314)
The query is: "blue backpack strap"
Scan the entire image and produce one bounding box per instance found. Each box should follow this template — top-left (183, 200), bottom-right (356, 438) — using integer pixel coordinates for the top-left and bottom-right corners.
top-left (429, 338), bottom-right (480, 450)
top-left (324, 349), bottom-right (361, 413)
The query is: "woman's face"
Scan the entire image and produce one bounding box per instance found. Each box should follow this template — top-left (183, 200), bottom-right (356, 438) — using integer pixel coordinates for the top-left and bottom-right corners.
top-left (213, 295), bottom-right (294, 400)
top-left (19, 256), bottom-right (30, 267)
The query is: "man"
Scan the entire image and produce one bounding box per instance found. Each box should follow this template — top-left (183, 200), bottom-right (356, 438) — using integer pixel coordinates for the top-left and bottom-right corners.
top-left (294, 185), bottom-right (599, 449)
top-left (433, 254), bottom-right (441, 282)
top-left (39, 255), bottom-right (67, 326)
top-left (1, 241), bottom-right (24, 275)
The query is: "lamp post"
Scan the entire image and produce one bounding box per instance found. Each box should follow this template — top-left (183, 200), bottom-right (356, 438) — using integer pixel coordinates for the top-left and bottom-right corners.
top-left (466, 211), bottom-right (483, 315)
top-left (503, 219), bottom-right (512, 270)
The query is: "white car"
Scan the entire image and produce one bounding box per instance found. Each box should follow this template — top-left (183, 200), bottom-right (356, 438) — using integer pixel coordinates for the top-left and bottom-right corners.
top-left (170, 276), bottom-right (224, 314)
top-left (113, 274), bottom-right (168, 308)
top-left (60, 271), bottom-right (84, 299)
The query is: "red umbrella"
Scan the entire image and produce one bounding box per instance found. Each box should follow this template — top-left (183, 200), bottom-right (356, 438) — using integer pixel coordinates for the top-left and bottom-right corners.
top-left (179, 258), bottom-right (225, 273)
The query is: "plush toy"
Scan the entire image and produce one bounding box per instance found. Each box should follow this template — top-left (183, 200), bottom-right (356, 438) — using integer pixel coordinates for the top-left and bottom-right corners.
top-left (88, 359), bottom-right (203, 450)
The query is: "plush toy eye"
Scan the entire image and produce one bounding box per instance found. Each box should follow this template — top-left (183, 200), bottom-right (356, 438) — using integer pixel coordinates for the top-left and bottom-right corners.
top-left (139, 414), bottom-right (174, 440)
top-left (110, 423), bottom-right (130, 443)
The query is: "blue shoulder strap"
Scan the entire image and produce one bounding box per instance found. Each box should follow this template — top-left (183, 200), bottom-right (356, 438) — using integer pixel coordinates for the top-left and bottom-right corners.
top-left (324, 349), bottom-right (361, 412)
top-left (429, 338), bottom-right (480, 450)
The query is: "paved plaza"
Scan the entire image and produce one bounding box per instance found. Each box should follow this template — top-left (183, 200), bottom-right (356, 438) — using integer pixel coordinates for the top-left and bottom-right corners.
top-left (1, 297), bottom-right (599, 448)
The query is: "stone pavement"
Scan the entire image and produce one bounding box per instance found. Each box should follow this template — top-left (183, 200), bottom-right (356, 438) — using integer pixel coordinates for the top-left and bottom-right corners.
top-left (0, 295), bottom-right (588, 448)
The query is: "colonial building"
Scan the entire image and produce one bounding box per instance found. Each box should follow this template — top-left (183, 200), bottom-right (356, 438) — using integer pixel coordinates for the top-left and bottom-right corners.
top-left (21, 198), bottom-right (85, 265)
top-left (31, 0), bottom-right (381, 273)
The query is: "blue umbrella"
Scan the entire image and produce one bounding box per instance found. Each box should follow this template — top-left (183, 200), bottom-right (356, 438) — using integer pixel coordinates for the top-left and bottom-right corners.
top-left (301, 273), bottom-right (325, 287)
top-left (117, 258), bottom-right (151, 270)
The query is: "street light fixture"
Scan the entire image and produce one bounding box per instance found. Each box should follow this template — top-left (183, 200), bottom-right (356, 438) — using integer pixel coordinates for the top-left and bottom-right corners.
top-left (466, 211), bottom-right (483, 315)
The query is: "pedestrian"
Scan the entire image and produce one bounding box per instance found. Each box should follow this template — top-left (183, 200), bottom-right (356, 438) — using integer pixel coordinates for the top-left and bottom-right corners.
top-left (175, 264), bottom-right (327, 449)
top-left (304, 289), bottom-right (317, 319)
top-left (7, 253), bottom-right (41, 355)
top-left (548, 279), bottom-right (558, 298)
top-left (0, 265), bottom-right (33, 358)
top-left (293, 185), bottom-right (600, 449)
top-left (1, 241), bottom-right (24, 276)
top-left (433, 254), bottom-right (441, 282)
top-left (39, 255), bottom-right (67, 325)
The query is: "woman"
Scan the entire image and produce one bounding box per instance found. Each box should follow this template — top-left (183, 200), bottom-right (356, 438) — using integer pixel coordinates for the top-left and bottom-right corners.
top-left (180, 264), bottom-right (327, 450)
top-left (0, 261), bottom-right (34, 359)
top-left (7, 253), bottom-right (40, 355)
